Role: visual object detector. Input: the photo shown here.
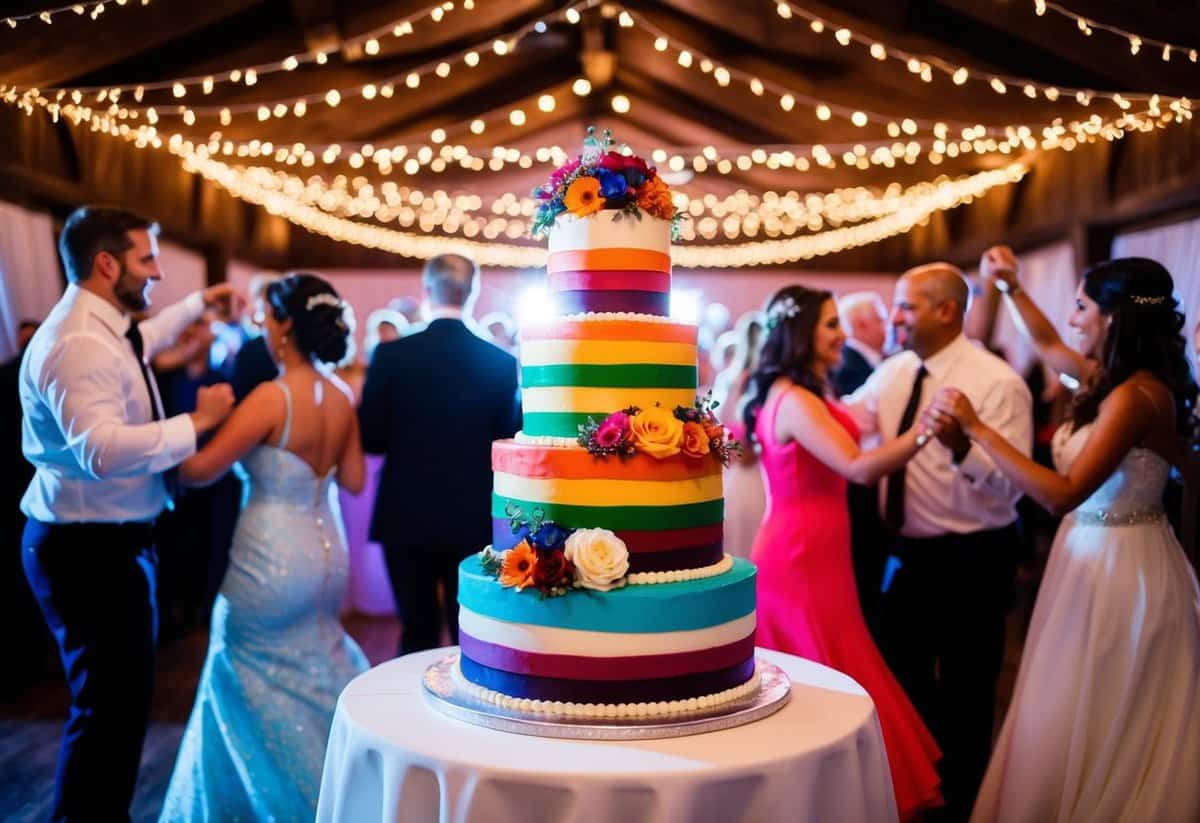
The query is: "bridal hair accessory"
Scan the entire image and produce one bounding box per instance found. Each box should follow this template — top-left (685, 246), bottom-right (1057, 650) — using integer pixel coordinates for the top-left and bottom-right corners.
top-left (1129, 294), bottom-right (1168, 305)
top-left (766, 296), bottom-right (801, 329)
top-left (306, 293), bottom-right (343, 311)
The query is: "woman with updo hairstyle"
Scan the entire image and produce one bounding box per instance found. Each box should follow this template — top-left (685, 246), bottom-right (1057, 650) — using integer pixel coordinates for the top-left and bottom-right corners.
top-left (162, 272), bottom-right (369, 820)
top-left (744, 285), bottom-right (944, 820)
top-left (935, 249), bottom-right (1200, 823)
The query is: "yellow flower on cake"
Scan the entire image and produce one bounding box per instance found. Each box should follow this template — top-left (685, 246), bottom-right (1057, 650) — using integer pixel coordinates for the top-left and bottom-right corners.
top-left (681, 421), bottom-right (711, 459)
top-left (498, 540), bottom-right (537, 590)
top-left (564, 528), bottom-right (629, 591)
top-left (629, 405), bottom-right (683, 459)
top-left (563, 176), bottom-right (605, 217)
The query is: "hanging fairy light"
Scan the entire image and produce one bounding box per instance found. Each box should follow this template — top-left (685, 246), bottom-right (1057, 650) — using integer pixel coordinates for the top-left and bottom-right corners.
top-left (2, 0), bottom-right (152, 29)
top-left (1031, 0), bottom-right (1198, 62)
top-left (766, 0), bottom-right (1183, 106)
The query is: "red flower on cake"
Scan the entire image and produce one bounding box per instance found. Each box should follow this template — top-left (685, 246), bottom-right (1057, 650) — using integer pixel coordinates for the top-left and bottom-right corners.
top-left (594, 411), bottom-right (631, 448)
top-left (498, 540), bottom-right (537, 590)
top-left (532, 548), bottom-right (574, 593)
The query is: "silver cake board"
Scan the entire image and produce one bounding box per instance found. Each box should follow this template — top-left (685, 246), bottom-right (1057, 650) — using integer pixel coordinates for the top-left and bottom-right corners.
top-left (421, 654), bottom-right (791, 741)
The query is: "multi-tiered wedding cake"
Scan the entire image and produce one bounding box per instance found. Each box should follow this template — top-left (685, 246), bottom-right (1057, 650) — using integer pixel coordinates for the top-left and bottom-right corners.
top-left (454, 130), bottom-right (758, 718)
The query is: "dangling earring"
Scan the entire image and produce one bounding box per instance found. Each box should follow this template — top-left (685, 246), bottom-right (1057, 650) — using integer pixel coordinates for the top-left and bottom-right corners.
top-left (276, 334), bottom-right (289, 360)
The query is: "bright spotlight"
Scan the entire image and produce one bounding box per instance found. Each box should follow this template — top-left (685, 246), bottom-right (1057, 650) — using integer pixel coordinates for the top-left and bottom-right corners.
top-left (669, 289), bottom-right (702, 324)
top-left (516, 284), bottom-right (555, 327)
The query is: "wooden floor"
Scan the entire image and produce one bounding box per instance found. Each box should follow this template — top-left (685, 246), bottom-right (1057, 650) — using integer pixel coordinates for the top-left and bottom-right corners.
top-left (1, 597), bottom-right (1031, 823)
top-left (0, 613), bottom-right (401, 822)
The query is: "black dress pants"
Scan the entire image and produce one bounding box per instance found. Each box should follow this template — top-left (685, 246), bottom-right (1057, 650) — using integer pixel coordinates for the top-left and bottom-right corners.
top-left (22, 519), bottom-right (158, 823)
top-left (383, 544), bottom-right (464, 655)
top-left (878, 524), bottom-right (1019, 822)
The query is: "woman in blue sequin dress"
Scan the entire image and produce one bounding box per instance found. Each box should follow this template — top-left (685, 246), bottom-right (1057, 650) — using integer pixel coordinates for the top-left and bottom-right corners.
top-left (160, 274), bottom-right (369, 821)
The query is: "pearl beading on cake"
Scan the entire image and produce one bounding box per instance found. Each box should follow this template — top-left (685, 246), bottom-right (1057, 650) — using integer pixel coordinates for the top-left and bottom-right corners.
top-left (1073, 507), bottom-right (1166, 527)
top-left (452, 657), bottom-right (761, 719)
top-left (626, 554), bottom-right (733, 585)
top-left (513, 431), bottom-right (579, 447)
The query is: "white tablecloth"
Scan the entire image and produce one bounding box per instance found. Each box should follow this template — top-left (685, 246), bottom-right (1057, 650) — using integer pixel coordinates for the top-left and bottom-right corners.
top-left (316, 647), bottom-right (898, 823)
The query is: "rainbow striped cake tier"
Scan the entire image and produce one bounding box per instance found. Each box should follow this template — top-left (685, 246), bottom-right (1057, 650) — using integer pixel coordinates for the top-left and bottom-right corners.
top-left (520, 316), bottom-right (698, 439)
top-left (546, 211), bottom-right (672, 316)
top-left (492, 441), bottom-right (724, 573)
top-left (458, 554), bottom-right (756, 706)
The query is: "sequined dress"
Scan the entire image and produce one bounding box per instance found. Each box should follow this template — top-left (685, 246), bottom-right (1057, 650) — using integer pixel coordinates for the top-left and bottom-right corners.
top-left (160, 382), bottom-right (368, 822)
top-left (971, 423), bottom-right (1200, 822)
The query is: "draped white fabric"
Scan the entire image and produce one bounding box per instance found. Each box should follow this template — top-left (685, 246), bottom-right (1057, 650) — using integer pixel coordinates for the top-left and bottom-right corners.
top-left (316, 648), bottom-right (899, 823)
top-left (0, 201), bottom-right (62, 360)
top-left (1112, 214), bottom-right (1200, 351)
top-left (989, 241), bottom-right (1078, 378)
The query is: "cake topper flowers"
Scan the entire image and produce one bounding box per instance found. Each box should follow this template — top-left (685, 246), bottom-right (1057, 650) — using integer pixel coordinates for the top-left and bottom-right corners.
top-left (532, 127), bottom-right (685, 239)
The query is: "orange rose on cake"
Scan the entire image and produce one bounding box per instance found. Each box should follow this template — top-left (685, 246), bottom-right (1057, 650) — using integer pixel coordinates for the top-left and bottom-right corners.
top-left (630, 405), bottom-right (683, 459)
top-left (681, 421), bottom-right (712, 459)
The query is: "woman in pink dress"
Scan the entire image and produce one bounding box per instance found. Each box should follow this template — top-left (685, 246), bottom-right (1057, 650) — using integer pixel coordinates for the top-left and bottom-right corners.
top-left (745, 285), bottom-right (943, 820)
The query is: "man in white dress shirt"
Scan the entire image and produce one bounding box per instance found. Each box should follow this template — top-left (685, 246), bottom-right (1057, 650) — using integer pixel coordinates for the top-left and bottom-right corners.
top-left (846, 263), bottom-right (1032, 821)
top-left (19, 205), bottom-right (238, 822)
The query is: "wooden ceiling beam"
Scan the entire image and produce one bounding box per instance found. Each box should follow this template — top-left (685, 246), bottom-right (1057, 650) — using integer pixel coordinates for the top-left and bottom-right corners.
top-left (0, 0), bottom-right (263, 88)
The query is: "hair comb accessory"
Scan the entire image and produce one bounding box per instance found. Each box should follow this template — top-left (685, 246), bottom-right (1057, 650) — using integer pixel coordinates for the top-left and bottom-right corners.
top-left (1129, 294), bottom-right (1168, 306)
top-left (766, 296), bottom-right (801, 330)
top-left (306, 293), bottom-right (343, 311)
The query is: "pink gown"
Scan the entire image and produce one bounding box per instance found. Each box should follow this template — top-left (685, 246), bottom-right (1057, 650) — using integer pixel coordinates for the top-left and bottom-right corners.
top-left (751, 389), bottom-right (943, 820)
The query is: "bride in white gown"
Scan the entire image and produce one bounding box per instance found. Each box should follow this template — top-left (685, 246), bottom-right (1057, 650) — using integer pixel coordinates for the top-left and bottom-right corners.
top-left (927, 249), bottom-right (1200, 823)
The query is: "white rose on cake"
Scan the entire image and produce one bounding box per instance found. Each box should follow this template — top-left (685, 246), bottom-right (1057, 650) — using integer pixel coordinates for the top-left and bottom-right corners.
top-left (564, 528), bottom-right (630, 591)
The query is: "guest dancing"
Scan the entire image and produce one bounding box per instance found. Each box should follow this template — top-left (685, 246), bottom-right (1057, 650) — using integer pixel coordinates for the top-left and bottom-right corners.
top-left (160, 273), bottom-right (369, 822)
top-left (933, 249), bottom-right (1200, 823)
top-left (844, 263), bottom-right (1033, 821)
top-left (743, 285), bottom-right (943, 820)
top-left (19, 206), bottom-right (238, 822)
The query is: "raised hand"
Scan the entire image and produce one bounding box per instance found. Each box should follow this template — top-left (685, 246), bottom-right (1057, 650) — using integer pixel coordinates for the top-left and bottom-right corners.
top-left (980, 245), bottom-right (1020, 292)
top-left (201, 283), bottom-right (248, 323)
top-left (191, 383), bottom-right (235, 434)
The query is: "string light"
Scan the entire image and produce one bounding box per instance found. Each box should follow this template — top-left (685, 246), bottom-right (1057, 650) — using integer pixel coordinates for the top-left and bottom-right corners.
top-left (615, 4), bottom-right (1188, 148)
top-left (3, 0), bottom-right (488, 107)
top-left (1033, 0), bottom-right (1199, 63)
top-left (176, 145), bottom-right (1027, 267)
top-left (2, 0), bottom-right (150, 29)
top-left (770, 1), bottom-right (1181, 105)
top-left (4, 0), bottom-right (599, 128)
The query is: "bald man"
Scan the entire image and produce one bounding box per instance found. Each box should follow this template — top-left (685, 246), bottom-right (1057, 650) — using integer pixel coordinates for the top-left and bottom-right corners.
top-left (845, 262), bottom-right (1032, 820)
top-left (359, 254), bottom-right (521, 654)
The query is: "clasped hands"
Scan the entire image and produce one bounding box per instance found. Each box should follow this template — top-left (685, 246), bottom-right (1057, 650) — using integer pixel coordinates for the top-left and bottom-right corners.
top-left (917, 388), bottom-right (981, 457)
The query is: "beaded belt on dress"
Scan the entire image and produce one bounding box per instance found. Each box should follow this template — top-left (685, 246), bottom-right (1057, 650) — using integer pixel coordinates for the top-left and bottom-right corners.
top-left (1073, 506), bottom-right (1166, 527)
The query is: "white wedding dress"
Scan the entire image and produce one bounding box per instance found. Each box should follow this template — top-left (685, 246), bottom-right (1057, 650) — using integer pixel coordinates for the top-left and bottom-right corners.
top-left (971, 422), bottom-right (1200, 823)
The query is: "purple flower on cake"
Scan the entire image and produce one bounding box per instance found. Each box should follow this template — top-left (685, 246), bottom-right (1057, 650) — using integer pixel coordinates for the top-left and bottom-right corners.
top-left (594, 411), bottom-right (631, 449)
top-left (564, 528), bottom-right (630, 592)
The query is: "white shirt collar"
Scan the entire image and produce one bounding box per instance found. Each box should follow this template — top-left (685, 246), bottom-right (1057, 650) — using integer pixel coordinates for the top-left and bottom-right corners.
top-left (845, 337), bottom-right (884, 368)
top-left (920, 332), bottom-right (972, 380)
top-left (70, 283), bottom-right (131, 337)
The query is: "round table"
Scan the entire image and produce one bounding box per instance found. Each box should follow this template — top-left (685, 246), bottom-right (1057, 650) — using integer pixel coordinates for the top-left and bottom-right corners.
top-left (316, 647), bottom-right (898, 823)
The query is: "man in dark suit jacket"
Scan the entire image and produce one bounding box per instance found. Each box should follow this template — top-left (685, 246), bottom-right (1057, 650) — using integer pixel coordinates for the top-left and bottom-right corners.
top-left (359, 254), bottom-right (521, 655)
top-left (831, 291), bottom-right (890, 633)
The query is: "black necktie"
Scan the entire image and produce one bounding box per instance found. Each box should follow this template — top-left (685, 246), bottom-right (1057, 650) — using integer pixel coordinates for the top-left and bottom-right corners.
top-left (126, 322), bottom-right (178, 508)
top-left (884, 364), bottom-right (927, 532)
